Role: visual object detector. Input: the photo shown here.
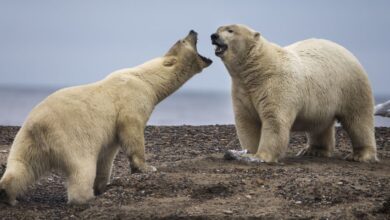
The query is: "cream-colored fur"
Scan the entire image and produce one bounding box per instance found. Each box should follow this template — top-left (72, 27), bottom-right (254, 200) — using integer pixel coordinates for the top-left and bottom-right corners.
top-left (212, 24), bottom-right (377, 163)
top-left (0, 31), bottom-right (212, 205)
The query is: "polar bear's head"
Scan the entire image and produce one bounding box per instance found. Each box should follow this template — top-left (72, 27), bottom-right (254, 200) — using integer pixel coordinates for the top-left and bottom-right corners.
top-left (164, 30), bottom-right (212, 73)
top-left (211, 24), bottom-right (260, 61)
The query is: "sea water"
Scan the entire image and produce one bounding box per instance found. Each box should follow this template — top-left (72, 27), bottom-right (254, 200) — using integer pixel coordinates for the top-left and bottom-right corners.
top-left (0, 87), bottom-right (389, 127)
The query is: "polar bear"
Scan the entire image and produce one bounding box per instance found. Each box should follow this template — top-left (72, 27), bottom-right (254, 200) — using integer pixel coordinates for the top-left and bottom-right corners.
top-left (0, 30), bottom-right (212, 205)
top-left (211, 24), bottom-right (377, 163)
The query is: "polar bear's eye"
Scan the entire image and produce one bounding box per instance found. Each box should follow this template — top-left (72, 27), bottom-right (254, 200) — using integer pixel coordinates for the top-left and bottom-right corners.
top-left (227, 29), bottom-right (234, 33)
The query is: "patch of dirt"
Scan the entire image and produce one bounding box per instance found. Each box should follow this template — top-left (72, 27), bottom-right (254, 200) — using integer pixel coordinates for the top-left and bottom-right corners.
top-left (190, 183), bottom-right (236, 200)
top-left (0, 125), bottom-right (389, 219)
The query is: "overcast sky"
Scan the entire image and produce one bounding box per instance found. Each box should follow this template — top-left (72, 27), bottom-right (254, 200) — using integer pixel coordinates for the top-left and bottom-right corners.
top-left (0, 0), bottom-right (389, 95)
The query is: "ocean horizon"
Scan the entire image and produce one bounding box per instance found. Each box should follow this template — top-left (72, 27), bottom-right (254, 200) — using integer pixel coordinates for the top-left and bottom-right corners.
top-left (0, 86), bottom-right (389, 127)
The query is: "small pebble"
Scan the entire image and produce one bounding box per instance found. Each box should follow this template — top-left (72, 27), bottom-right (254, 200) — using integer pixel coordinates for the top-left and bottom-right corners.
top-left (223, 210), bottom-right (233, 214)
top-left (256, 179), bottom-right (265, 185)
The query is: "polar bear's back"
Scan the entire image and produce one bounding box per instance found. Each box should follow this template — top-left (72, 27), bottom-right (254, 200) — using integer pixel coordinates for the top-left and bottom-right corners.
top-left (286, 38), bottom-right (366, 79)
top-left (286, 38), bottom-right (372, 97)
top-left (20, 83), bottom-right (120, 152)
top-left (284, 39), bottom-right (374, 128)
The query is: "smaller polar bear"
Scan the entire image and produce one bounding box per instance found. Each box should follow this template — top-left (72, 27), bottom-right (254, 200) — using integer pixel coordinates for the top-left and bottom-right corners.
top-left (0, 30), bottom-right (212, 205)
top-left (211, 24), bottom-right (377, 163)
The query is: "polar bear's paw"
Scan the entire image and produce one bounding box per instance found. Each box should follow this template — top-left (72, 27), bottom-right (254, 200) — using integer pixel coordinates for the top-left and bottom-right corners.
top-left (344, 152), bottom-right (378, 163)
top-left (0, 188), bottom-right (17, 206)
top-left (297, 147), bottom-right (332, 158)
top-left (131, 165), bottom-right (157, 174)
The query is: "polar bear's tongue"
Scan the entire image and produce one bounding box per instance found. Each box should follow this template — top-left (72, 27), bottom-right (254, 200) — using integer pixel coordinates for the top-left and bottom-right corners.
top-left (213, 43), bottom-right (227, 56)
top-left (215, 45), bottom-right (225, 54)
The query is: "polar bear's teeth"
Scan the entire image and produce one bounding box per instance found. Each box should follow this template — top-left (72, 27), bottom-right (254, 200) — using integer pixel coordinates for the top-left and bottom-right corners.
top-left (213, 45), bottom-right (218, 51)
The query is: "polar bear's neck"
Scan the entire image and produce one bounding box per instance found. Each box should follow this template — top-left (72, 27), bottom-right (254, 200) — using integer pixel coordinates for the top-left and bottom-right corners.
top-left (227, 37), bottom-right (286, 93)
top-left (132, 58), bottom-right (194, 103)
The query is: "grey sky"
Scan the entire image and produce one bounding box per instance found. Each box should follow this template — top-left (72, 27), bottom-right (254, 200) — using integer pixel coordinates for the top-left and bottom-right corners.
top-left (0, 0), bottom-right (389, 95)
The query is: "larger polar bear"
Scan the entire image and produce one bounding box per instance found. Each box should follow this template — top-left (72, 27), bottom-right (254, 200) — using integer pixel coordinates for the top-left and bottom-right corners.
top-left (211, 24), bottom-right (377, 163)
top-left (0, 30), bottom-right (212, 205)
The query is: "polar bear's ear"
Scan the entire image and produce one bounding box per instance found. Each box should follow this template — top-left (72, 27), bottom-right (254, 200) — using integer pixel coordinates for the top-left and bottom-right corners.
top-left (163, 56), bottom-right (177, 67)
top-left (254, 32), bottom-right (260, 40)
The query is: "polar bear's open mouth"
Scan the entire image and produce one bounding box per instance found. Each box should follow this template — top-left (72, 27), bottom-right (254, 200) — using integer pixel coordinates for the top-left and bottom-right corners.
top-left (198, 53), bottom-right (212, 65)
top-left (212, 41), bottom-right (228, 57)
top-left (191, 30), bottom-right (212, 65)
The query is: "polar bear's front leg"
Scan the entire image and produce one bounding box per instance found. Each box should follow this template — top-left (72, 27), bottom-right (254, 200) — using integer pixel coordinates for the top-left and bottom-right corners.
top-left (232, 86), bottom-right (262, 154)
top-left (234, 113), bottom-right (261, 154)
top-left (118, 118), bottom-right (156, 174)
top-left (255, 118), bottom-right (291, 163)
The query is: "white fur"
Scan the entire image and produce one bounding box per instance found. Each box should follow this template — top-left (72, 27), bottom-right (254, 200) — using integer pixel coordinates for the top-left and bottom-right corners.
top-left (213, 24), bottom-right (377, 163)
top-left (0, 32), bottom-right (211, 205)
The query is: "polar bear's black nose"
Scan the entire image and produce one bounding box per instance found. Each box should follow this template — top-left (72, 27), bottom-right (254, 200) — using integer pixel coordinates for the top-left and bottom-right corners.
top-left (211, 33), bottom-right (219, 40)
top-left (189, 30), bottom-right (198, 38)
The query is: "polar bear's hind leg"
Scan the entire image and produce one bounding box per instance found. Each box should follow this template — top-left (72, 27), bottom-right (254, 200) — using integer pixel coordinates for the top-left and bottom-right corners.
top-left (66, 159), bottom-right (96, 204)
top-left (0, 130), bottom-right (48, 206)
top-left (93, 145), bottom-right (119, 195)
top-left (340, 113), bottom-right (377, 162)
top-left (0, 160), bottom-right (37, 205)
top-left (297, 123), bottom-right (335, 157)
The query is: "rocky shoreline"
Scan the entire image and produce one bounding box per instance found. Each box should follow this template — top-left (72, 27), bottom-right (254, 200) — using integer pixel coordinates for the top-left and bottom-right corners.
top-left (0, 125), bottom-right (389, 219)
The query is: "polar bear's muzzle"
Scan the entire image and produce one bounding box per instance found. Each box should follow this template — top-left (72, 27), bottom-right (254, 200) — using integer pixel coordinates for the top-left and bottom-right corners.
top-left (211, 33), bottom-right (228, 57)
top-left (189, 30), bottom-right (213, 66)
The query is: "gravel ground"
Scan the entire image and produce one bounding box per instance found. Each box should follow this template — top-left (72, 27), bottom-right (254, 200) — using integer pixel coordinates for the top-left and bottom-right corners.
top-left (0, 125), bottom-right (389, 219)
